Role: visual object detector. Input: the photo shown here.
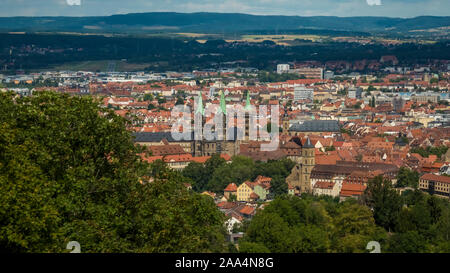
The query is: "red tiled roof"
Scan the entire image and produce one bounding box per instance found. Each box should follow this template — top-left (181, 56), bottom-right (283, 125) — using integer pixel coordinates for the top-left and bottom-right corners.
top-left (240, 206), bottom-right (256, 215)
top-left (164, 154), bottom-right (193, 162)
top-left (148, 144), bottom-right (186, 156)
top-left (340, 183), bottom-right (367, 197)
top-left (224, 183), bottom-right (238, 192)
top-left (314, 181), bottom-right (335, 189)
top-left (421, 174), bottom-right (450, 184)
top-left (249, 192), bottom-right (260, 200)
top-left (217, 201), bottom-right (237, 209)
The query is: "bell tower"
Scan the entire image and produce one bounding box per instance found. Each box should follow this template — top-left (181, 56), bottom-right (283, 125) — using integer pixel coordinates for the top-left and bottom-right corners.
top-left (285, 136), bottom-right (316, 195)
top-left (282, 106), bottom-right (290, 135)
top-left (300, 137), bottom-right (315, 194)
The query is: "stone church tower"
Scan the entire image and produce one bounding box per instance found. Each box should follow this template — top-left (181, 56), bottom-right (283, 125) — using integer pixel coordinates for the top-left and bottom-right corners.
top-left (282, 107), bottom-right (290, 135)
top-left (286, 137), bottom-right (315, 194)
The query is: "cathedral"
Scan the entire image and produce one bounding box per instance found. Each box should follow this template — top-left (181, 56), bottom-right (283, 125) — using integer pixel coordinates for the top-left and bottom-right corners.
top-left (192, 90), bottom-right (253, 157)
top-left (193, 91), bottom-right (316, 194)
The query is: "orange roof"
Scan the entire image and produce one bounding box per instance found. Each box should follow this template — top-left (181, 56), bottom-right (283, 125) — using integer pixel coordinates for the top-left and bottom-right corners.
top-left (164, 154), bottom-right (193, 163)
top-left (254, 175), bottom-right (272, 184)
top-left (340, 183), bottom-right (367, 197)
top-left (314, 181), bottom-right (335, 190)
top-left (421, 174), bottom-right (450, 184)
top-left (143, 155), bottom-right (164, 163)
top-left (224, 183), bottom-right (238, 192)
top-left (316, 154), bottom-right (340, 165)
top-left (217, 201), bottom-right (237, 209)
top-left (148, 144), bottom-right (186, 156)
top-left (240, 206), bottom-right (256, 215)
top-left (249, 192), bottom-right (260, 200)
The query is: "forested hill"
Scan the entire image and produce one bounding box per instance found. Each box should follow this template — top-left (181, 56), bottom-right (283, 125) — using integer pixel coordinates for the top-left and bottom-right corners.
top-left (0, 12), bottom-right (448, 34)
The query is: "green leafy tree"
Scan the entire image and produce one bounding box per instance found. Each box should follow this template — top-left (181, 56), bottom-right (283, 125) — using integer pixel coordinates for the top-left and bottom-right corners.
top-left (386, 231), bottom-right (427, 253)
top-left (207, 156), bottom-right (255, 193)
top-left (364, 176), bottom-right (402, 232)
top-left (241, 212), bottom-right (293, 253)
top-left (396, 167), bottom-right (419, 188)
top-left (238, 242), bottom-right (270, 253)
top-left (143, 93), bottom-right (154, 101)
top-left (0, 91), bottom-right (227, 253)
top-left (269, 176), bottom-right (288, 197)
top-left (175, 97), bottom-right (185, 105)
top-left (182, 161), bottom-right (208, 192)
top-left (291, 224), bottom-right (330, 253)
top-left (332, 201), bottom-right (387, 253)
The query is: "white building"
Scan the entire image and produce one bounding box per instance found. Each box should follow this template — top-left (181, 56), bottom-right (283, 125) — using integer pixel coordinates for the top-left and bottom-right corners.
top-left (294, 85), bottom-right (314, 101)
top-left (277, 64), bottom-right (290, 74)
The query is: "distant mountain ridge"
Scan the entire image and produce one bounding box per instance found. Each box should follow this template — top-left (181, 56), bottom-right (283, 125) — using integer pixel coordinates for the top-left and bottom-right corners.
top-left (0, 12), bottom-right (448, 34)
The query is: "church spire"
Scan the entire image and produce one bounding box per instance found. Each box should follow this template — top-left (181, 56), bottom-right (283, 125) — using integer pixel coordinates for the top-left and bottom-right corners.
top-left (195, 93), bottom-right (204, 116)
top-left (303, 137), bottom-right (314, 149)
top-left (219, 90), bottom-right (227, 115)
top-left (244, 90), bottom-right (252, 111)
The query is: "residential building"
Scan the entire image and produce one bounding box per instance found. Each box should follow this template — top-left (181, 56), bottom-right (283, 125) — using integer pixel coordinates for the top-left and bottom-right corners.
top-left (277, 64), bottom-right (290, 74)
top-left (294, 85), bottom-right (314, 101)
top-left (419, 173), bottom-right (450, 199)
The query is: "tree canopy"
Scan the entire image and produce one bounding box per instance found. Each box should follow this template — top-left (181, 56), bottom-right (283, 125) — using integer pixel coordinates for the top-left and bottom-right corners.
top-left (0, 91), bottom-right (227, 253)
top-left (240, 195), bottom-right (385, 253)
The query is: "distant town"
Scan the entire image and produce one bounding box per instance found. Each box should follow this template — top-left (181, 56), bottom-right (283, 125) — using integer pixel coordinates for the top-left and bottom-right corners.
top-left (1, 9), bottom-right (449, 255)
top-left (3, 59), bottom-right (449, 210)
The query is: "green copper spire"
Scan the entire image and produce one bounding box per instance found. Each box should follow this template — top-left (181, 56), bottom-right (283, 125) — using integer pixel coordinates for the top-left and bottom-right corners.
top-left (195, 93), bottom-right (204, 116)
top-left (219, 90), bottom-right (227, 115)
top-left (244, 91), bottom-right (252, 111)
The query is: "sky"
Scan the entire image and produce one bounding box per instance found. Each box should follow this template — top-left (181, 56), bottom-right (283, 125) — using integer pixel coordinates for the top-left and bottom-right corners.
top-left (1, 0), bottom-right (449, 18)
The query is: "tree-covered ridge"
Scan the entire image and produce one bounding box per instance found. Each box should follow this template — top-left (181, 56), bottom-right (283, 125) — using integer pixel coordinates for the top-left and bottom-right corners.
top-left (0, 12), bottom-right (449, 34)
top-left (1, 33), bottom-right (449, 72)
top-left (0, 91), bottom-right (227, 253)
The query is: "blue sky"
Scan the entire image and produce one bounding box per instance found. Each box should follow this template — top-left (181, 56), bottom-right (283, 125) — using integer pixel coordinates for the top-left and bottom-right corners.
top-left (1, 0), bottom-right (449, 17)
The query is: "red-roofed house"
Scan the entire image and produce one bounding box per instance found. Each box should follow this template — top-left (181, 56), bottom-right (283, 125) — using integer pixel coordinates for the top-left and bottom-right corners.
top-left (313, 181), bottom-right (340, 197)
top-left (340, 183), bottom-right (367, 201)
top-left (224, 183), bottom-right (238, 200)
top-left (419, 174), bottom-right (450, 199)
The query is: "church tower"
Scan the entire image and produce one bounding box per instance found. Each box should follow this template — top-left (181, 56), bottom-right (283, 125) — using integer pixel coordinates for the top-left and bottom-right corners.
top-left (193, 93), bottom-right (205, 157)
top-left (216, 90), bottom-right (228, 154)
top-left (300, 137), bottom-right (315, 194)
top-left (244, 91), bottom-right (252, 141)
top-left (282, 106), bottom-right (290, 135)
top-left (285, 136), bottom-right (316, 195)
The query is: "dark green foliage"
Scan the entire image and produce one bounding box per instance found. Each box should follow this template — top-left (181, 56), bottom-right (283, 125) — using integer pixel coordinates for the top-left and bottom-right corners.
top-left (257, 72), bottom-right (305, 83)
top-left (143, 94), bottom-right (153, 101)
top-left (364, 176), bottom-right (403, 231)
top-left (238, 242), bottom-right (271, 253)
top-left (270, 176), bottom-right (288, 197)
top-left (175, 97), bottom-right (185, 105)
top-left (183, 155), bottom-right (295, 195)
top-left (1, 31), bottom-right (449, 72)
top-left (0, 91), bottom-right (227, 253)
top-left (240, 195), bottom-right (385, 253)
top-left (410, 146), bottom-right (448, 159)
top-left (396, 167), bottom-right (420, 188)
top-left (1, 13), bottom-right (450, 34)
top-left (386, 231), bottom-right (427, 253)
top-left (182, 154), bottom-right (226, 192)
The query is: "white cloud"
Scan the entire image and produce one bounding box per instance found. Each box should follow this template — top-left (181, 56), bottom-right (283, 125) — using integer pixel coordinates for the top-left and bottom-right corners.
top-left (66, 0), bottom-right (81, 6)
top-left (367, 0), bottom-right (382, 6)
